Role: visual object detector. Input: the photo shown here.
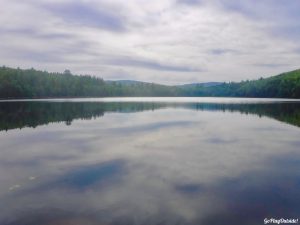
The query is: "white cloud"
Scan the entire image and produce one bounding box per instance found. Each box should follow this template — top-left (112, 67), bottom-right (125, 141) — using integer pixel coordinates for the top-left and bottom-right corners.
top-left (0, 0), bottom-right (299, 84)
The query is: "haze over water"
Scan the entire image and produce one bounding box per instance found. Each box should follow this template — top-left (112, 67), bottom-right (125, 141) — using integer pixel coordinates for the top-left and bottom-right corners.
top-left (0, 97), bottom-right (300, 225)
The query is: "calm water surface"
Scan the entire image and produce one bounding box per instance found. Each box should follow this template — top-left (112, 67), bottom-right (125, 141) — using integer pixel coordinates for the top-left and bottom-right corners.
top-left (0, 97), bottom-right (300, 225)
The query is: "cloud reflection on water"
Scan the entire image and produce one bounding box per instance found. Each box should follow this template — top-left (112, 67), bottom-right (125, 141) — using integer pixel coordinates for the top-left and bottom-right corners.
top-left (0, 101), bottom-right (300, 224)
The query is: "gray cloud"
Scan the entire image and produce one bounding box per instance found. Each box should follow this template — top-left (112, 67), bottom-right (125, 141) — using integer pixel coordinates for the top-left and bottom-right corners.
top-left (216, 0), bottom-right (300, 21)
top-left (176, 0), bottom-right (203, 6)
top-left (208, 49), bottom-right (239, 55)
top-left (178, 0), bottom-right (300, 41)
top-left (41, 2), bottom-right (126, 32)
top-left (252, 63), bottom-right (290, 69)
top-left (0, 0), bottom-right (299, 84)
top-left (0, 27), bottom-right (73, 40)
top-left (106, 57), bottom-right (202, 72)
top-left (216, 0), bottom-right (300, 40)
top-left (269, 25), bottom-right (300, 41)
top-left (294, 48), bottom-right (300, 55)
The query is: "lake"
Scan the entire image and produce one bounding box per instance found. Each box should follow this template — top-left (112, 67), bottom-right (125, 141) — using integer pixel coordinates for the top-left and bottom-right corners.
top-left (0, 97), bottom-right (300, 225)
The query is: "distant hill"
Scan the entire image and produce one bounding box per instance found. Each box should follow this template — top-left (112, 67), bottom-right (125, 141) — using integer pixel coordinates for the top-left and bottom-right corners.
top-left (185, 69), bottom-right (300, 98)
top-left (236, 69), bottom-right (300, 98)
top-left (105, 79), bottom-right (224, 95)
top-left (106, 80), bottom-right (148, 85)
top-left (0, 66), bottom-right (299, 98)
top-left (108, 80), bottom-right (223, 88)
top-left (177, 82), bottom-right (222, 88)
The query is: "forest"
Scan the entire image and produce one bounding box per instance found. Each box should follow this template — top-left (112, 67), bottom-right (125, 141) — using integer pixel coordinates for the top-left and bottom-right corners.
top-left (181, 69), bottom-right (300, 98)
top-left (0, 66), bottom-right (300, 98)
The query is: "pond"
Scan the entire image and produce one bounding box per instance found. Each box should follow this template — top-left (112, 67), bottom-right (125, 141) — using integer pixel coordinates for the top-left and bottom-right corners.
top-left (0, 97), bottom-right (300, 225)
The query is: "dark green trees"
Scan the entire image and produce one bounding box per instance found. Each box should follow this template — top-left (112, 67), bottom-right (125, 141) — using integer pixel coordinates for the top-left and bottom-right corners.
top-left (0, 66), bottom-right (300, 98)
top-left (0, 67), bottom-right (106, 98)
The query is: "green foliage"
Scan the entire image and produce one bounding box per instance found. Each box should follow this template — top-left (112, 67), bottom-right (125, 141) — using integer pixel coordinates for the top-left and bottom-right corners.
top-left (179, 69), bottom-right (300, 98)
top-left (0, 67), bottom-right (106, 98)
top-left (0, 66), bottom-right (180, 98)
top-left (0, 66), bottom-right (300, 98)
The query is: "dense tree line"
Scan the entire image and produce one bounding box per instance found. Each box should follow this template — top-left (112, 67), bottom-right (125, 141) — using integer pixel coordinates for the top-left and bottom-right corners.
top-left (180, 69), bottom-right (300, 98)
top-left (0, 101), bottom-right (168, 131)
top-left (0, 66), bottom-right (108, 98)
top-left (0, 66), bottom-right (180, 98)
top-left (0, 66), bottom-right (300, 98)
top-left (1, 101), bottom-right (300, 131)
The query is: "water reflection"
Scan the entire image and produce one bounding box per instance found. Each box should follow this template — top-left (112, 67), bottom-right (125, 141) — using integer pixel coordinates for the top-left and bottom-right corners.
top-left (0, 99), bottom-right (300, 225)
top-left (0, 100), bottom-right (300, 131)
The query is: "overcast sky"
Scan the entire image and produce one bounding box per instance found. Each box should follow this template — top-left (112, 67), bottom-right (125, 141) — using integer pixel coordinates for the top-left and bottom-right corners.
top-left (0, 0), bottom-right (300, 84)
